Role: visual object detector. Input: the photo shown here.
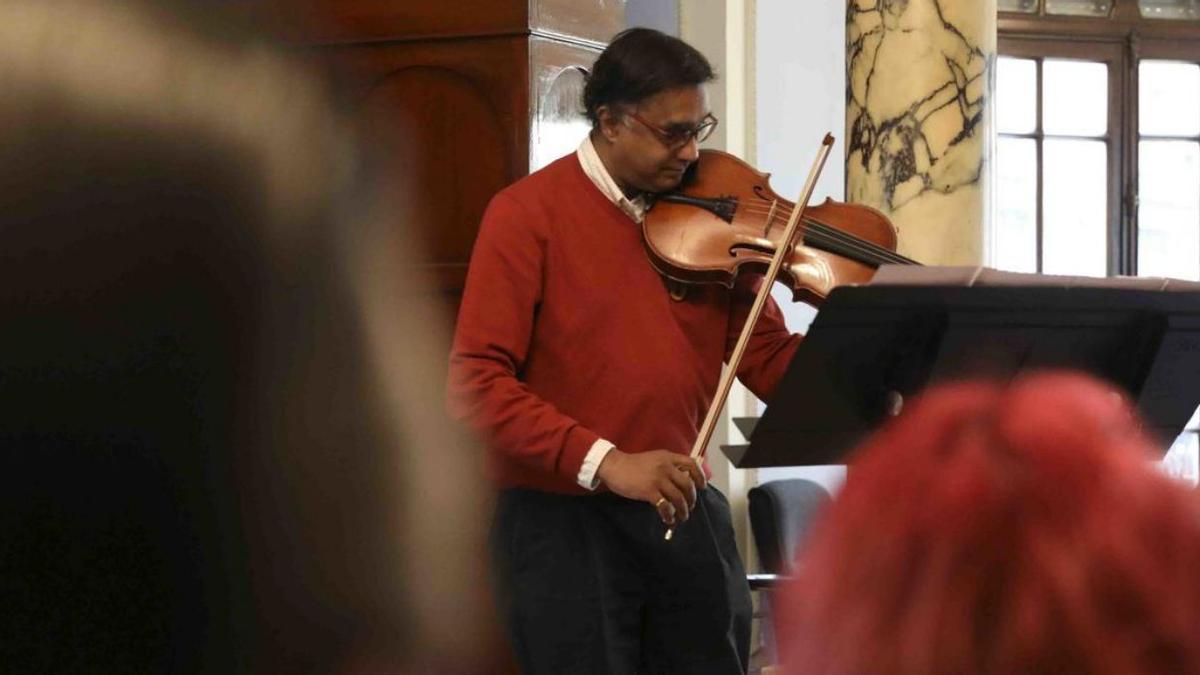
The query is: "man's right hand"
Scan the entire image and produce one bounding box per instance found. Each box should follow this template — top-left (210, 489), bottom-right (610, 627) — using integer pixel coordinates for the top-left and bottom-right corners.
top-left (595, 449), bottom-right (707, 525)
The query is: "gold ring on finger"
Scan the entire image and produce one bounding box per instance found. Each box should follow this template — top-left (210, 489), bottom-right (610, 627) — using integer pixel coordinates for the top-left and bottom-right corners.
top-left (654, 497), bottom-right (668, 508)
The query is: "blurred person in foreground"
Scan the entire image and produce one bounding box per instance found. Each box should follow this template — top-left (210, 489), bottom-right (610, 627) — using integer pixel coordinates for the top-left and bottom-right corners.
top-left (776, 371), bottom-right (1200, 675)
top-left (0, 1), bottom-right (494, 672)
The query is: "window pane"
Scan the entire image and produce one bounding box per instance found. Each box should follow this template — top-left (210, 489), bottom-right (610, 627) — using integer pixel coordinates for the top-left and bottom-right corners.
top-left (1138, 140), bottom-right (1200, 280)
top-left (1140, 61), bottom-right (1200, 137)
top-left (995, 138), bottom-right (1038, 272)
top-left (1046, 0), bottom-right (1111, 15)
top-left (1044, 60), bottom-right (1108, 137)
top-left (999, 0), bottom-right (1038, 11)
top-left (1043, 139), bottom-right (1107, 276)
top-left (997, 58), bottom-right (1037, 135)
top-left (1141, 0), bottom-right (1200, 19)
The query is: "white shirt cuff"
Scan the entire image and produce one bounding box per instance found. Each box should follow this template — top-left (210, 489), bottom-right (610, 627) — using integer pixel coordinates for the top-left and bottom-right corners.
top-left (577, 438), bottom-right (615, 490)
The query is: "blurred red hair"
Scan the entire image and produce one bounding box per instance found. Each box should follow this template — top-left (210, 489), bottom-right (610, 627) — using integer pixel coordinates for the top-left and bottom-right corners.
top-left (777, 371), bottom-right (1200, 675)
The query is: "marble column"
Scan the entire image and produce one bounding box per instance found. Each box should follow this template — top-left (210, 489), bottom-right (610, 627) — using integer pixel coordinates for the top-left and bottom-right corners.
top-left (846, 0), bottom-right (995, 265)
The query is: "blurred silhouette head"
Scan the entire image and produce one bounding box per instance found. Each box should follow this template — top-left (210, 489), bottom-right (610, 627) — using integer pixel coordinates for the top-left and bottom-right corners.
top-left (777, 371), bottom-right (1200, 675)
top-left (0, 1), bottom-right (488, 672)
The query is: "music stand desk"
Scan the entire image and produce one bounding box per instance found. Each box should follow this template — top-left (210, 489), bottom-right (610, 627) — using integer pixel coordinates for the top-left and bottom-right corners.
top-left (724, 284), bottom-right (1200, 468)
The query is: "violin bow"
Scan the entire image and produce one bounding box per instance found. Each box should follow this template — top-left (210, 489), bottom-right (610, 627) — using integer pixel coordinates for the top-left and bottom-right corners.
top-left (665, 133), bottom-right (835, 541)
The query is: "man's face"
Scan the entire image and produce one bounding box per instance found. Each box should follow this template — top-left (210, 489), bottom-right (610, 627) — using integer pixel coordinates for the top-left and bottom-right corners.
top-left (599, 85), bottom-right (711, 195)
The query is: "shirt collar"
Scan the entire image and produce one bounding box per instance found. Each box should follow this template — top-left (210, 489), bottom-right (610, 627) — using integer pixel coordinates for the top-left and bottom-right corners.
top-left (577, 135), bottom-right (647, 223)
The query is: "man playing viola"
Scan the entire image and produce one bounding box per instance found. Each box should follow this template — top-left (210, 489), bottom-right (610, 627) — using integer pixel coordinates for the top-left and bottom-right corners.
top-left (448, 27), bottom-right (802, 674)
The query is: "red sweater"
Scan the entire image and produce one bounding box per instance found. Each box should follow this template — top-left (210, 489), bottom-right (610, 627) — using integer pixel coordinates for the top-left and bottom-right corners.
top-left (447, 154), bottom-right (801, 494)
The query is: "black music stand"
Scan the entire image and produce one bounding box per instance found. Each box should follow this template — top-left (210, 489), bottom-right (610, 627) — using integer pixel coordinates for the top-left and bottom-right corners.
top-left (723, 283), bottom-right (1200, 468)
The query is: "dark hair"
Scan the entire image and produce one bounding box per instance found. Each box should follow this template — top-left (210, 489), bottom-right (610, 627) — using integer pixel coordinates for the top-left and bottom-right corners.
top-left (582, 27), bottom-right (715, 126)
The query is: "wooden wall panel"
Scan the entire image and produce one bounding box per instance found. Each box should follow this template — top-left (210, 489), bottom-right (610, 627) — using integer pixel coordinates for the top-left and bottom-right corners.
top-left (321, 37), bottom-right (531, 301)
top-left (260, 0), bottom-right (527, 44)
top-left (257, 2), bottom-right (609, 318)
top-left (260, 0), bottom-right (623, 46)
top-left (359, 66), bottom-right (509, 295)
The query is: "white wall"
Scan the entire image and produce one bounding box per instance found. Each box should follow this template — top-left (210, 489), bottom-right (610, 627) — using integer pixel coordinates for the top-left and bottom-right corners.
top-left (755, 0), bottom-right (845, 204)
top-left (626, 0), bottom-right (678, 34)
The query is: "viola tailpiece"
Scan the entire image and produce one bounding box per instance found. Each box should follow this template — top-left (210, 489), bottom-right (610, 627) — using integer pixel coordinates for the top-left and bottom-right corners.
top-left (654, 192), bottom-right (738, 223)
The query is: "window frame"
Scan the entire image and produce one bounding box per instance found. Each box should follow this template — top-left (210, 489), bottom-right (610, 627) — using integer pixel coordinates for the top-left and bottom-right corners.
top-left (999, 1), bottom-right (1200, 472)
top-left (999, 0), bottom-right (1200, 275)
top-left (997, 40), bottom-right (1126, 273)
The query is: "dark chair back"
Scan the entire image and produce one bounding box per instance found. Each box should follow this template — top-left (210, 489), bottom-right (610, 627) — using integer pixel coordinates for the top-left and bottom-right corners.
top-left (748, 478), bottom-right (832, 574)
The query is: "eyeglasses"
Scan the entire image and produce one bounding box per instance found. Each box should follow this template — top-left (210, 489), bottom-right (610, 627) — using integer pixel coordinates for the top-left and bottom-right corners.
top-left (626, 111), bottom-right (719, 149)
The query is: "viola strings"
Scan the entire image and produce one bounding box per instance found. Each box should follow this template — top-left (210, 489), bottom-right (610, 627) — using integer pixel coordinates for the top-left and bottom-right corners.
top-left (733, 201), bottom-right (917, 266)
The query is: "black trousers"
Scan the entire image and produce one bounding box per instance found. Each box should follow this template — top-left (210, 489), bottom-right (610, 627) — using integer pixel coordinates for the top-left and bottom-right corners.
top-left (491, 487), bottom-right (752, 675)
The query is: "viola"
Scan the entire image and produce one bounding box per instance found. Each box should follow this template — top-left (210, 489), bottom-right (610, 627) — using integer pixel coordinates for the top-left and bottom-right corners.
top-left (643, 149), bottom-right (919, 307)
top-left (655, 139), bottom-right (915, 541)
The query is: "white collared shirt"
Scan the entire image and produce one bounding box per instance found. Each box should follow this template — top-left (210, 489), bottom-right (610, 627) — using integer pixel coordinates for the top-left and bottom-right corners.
top-left (577, 135), bottom-right (648, 224)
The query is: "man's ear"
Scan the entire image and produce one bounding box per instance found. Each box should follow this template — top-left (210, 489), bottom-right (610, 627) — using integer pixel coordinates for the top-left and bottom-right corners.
top-left (596, 104), bottom-right (623, 143)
